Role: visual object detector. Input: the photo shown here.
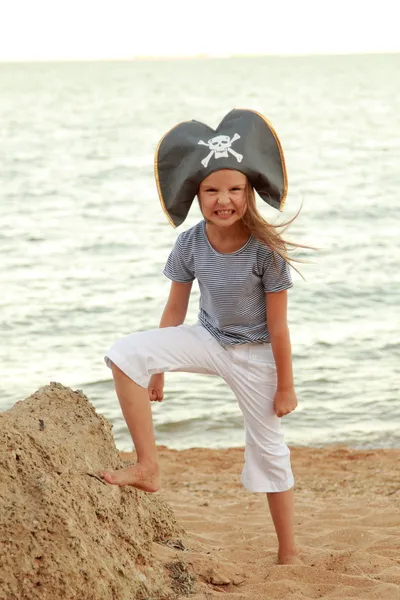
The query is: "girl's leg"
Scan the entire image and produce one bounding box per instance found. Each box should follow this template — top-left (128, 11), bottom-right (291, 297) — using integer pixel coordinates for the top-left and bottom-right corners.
top-left (267, 488), bottom-right (300, 564)
top-left (222, 343), bottom-right (300, 564)
top-left (99, 364), bottom-right (160, 491)
top-left (99, 325), bottom-right (222, 490)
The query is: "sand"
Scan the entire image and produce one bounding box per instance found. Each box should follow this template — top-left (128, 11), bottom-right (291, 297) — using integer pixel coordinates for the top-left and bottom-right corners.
top-left (0, 384), bottom-right (182, 600)
top-left (150, 445), bottom-right (400, 599)
top-left (1, 384), bottom-right (399, 600)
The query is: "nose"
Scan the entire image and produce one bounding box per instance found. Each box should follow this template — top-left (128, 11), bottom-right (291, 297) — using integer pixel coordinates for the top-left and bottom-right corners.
top-left (217, 192), bottom-right (231, 205)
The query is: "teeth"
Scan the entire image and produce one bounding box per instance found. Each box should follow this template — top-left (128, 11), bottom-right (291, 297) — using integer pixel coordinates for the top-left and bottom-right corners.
top-left (216, 210), bottom-right (233, 215)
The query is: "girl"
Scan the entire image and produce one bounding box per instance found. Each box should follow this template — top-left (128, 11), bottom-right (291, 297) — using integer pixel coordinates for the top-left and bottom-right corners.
top-left (100, 109), bottom-right (302, 565)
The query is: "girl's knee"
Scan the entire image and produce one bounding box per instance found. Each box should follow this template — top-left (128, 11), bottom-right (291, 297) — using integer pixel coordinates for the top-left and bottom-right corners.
top-left (110, 361), bottom-right (125, 377)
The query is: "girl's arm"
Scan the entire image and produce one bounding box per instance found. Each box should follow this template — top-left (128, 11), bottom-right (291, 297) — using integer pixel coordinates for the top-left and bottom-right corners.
top-left (266, 290), bottom-right (294, 390)
top-left (159, 281), bottom-right (193, 327)
top-left (148, 281), bottom-right (193, 402)
top-left (266, 290), bottom-right (297, 417)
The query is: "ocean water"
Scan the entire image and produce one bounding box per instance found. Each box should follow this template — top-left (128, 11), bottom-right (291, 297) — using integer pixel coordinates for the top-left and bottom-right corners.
top-left (1, 55), bottom-right (399, 451)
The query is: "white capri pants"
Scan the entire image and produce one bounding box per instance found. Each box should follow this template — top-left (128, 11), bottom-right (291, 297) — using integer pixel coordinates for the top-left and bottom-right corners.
top-left (105, 323), bottom-right (294, 493)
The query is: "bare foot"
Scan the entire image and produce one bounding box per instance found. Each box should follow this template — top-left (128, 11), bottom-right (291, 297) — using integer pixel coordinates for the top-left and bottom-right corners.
top-left (98, 463), bottom-right (160, 492)
top-left (278, 550), bottom-right (303, 565)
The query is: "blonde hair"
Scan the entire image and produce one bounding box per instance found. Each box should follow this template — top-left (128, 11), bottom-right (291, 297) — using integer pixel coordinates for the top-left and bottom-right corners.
top-left (242, 184), bottom-right (310, 275)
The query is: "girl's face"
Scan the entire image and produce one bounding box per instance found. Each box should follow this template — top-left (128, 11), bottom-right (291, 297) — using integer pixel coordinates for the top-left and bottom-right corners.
top-left (198, 169), bottom-right (247, 227)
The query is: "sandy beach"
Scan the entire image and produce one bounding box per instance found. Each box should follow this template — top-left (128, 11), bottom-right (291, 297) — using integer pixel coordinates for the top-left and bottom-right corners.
top-left (143, 445), bottom-right (400, 599)
top-left (1, 384), bottom-right (399, 600)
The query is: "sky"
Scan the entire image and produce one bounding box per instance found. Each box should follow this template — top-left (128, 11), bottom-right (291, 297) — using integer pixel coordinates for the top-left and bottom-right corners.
top-left (0, 0), bottom-right (399, 61)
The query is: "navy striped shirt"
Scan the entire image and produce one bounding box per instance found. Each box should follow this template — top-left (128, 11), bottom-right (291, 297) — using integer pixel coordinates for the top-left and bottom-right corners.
top-left (163, 220), bottom-right (293, 346)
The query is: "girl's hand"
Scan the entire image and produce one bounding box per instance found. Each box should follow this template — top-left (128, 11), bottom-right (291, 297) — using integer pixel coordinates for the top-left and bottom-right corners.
top-left (273, 387), bottom-right (298, 418)
top-left (148, 373), bottom-right (165, 402)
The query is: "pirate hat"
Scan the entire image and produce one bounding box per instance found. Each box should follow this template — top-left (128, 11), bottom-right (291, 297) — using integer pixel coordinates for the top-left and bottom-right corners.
top-left (154, 108), bottom-right (288, 227)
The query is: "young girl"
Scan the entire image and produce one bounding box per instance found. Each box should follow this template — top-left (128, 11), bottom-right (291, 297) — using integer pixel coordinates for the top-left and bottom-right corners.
top-left (100, 109), bottom-right (301, 565)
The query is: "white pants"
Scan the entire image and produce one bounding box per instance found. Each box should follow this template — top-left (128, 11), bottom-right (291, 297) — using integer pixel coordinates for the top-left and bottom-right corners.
top-left (104, 323), bottom-right (294, 493)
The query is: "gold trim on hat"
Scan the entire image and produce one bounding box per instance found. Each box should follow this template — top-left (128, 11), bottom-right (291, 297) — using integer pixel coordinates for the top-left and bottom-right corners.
top-left (241, 108), bottom-right (288, 211)
top-left (154, 121), bottom-right (189, 229)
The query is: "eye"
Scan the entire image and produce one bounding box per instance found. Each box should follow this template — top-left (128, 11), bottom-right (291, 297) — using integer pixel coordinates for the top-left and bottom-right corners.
top-left (205, 188), bottom-right (217, 193)
top-left (231, 187), bottom-right (242, 191)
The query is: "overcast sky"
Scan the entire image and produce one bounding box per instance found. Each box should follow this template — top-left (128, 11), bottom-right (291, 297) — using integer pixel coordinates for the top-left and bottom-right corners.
top-left (0, 0), bottom-right (399, 61)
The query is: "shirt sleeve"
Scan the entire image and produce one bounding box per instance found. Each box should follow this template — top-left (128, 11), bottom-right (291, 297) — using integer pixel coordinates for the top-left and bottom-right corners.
top-left (163, 235), bottom-right (195, 283)
top-left (262, 251), bottom-right (293, 293)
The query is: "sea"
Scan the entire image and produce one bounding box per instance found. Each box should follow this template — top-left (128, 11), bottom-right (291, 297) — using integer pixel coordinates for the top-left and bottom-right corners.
top-left (1, 54), bottom-right (399, 451)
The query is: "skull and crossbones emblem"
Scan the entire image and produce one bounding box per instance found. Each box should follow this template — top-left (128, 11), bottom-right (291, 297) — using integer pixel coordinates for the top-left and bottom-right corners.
top-left (198, 133), bottom-right (243, 168)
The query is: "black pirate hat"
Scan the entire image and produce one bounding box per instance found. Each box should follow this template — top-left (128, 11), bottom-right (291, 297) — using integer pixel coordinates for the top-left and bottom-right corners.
top-left (154, 108), bottom-right (288, 227)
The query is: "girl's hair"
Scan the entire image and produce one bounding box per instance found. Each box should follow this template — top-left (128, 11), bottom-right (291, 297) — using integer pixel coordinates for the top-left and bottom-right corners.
top-left (242, 184), bottom-right (310, 274)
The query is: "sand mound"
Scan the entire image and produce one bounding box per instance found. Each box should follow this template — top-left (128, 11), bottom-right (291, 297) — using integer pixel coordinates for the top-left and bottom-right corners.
top-left (0, 383), bottom-right (184, 600)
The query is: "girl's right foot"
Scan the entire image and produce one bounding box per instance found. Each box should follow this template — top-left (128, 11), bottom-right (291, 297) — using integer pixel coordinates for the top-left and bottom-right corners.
top-left (99, 462), bottom-right (160, 492)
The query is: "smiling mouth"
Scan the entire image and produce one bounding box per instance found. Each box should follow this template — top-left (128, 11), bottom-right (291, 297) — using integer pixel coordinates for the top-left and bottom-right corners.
top-left (214, 210), bottom-right (235, 216)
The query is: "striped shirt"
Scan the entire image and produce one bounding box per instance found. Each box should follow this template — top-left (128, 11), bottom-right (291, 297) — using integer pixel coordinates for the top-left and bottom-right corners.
top-left (163, 220), bottom-right (293, 346)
